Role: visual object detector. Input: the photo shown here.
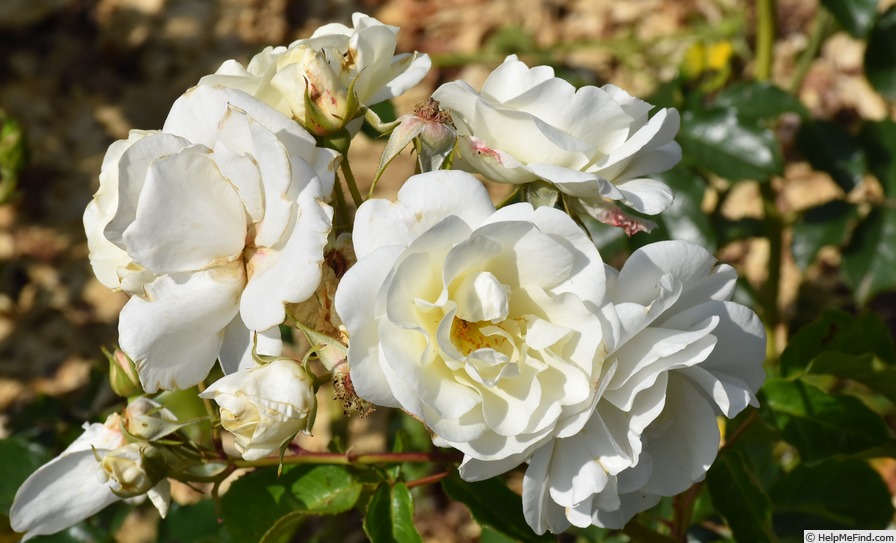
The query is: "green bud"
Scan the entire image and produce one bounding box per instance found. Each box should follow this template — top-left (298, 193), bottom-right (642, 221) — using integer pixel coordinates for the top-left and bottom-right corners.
top-left (105, 347), bottom-right (143, 398)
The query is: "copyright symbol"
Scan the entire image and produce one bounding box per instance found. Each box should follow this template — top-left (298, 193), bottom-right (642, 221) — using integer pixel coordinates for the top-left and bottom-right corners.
top-left (806, 533), bottom-right (816, 542)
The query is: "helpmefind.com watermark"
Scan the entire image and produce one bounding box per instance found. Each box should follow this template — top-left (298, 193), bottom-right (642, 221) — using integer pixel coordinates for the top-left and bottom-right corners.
top-left (805, 531), bottom-right (896, 542)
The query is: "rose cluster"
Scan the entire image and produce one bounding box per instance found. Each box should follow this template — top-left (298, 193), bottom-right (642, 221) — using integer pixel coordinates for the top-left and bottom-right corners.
top-left (11, 12), bottom-right (765, 540)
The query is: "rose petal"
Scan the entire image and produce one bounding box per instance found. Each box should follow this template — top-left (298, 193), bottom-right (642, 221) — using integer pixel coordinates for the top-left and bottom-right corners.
top-left (10, 450), bottom-right (119, 539)
top-left (123, 151), bottom-right (247, 275)
top-left (105, 133), bottom-right (192, 249)
top-left (352, 171), bottom-right (495, 258)
top-left (120, 264), bottom-right (244, 392)
top-left (241, 192), bottom-right (333, 331)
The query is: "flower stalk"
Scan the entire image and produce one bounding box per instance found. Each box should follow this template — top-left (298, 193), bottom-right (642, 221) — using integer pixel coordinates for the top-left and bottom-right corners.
top-left (755, 0), bottom-right (776, 81)
top-left (231, 450), bottom-right (463, 469)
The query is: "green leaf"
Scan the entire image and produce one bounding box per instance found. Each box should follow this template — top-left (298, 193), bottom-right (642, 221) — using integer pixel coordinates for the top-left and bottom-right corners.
top-left (771, 460), bottom-right (894, 533)
top-left (653, 166), bottom-right (716, 250)
top-left (864, 6), bottom-right (896, 101)
top-left (717, 217), bottom-right (765, 245)
top-left (221, 465), bottom-right (361, 543)
top-left (289, 465), bottom-right (362, 513)
top-left (705, 451), bottom-right (776, 543)
top-left (859, 119), bottom-right (896, 196)
top-left (364, 483), bottom-right (423, 543)
top-left (620, 521), bottom-right (679, 543)
top-left (480, 527), bottom-right (522, 543)
top-left (796, 120), bottom-right (866, 193)
top-left (441, 474), bottom-right (552, 543)
top-left (713, 81), bottom-right (808, 120)
top-left (791, 200), bottom-right (859, 269)
top-left (780, 309), bottom-right (896, 376)
top-left (259, 512), bottom-right (307, 543)
top-left (841, 205), bottom-right (896, 305)
top-left (808, 352), bottom-right (896, 406)
top-left (679, 108), bottom-right (783, 182)
top-left (724, 437), bottom-right (782, 493)
top-left (760, 378), bottom-right (888, 462)
top-left (821, 0), bottom-right (879, 38)
top-left (157, 501), bottom-right (221, 543)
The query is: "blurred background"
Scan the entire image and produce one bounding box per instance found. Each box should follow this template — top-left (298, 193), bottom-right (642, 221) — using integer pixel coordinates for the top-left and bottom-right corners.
top-left (1, 0), bottom-right (894, 541)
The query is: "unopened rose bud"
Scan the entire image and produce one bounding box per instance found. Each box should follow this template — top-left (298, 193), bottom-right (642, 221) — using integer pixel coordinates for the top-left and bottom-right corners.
top-left (199, 359), bottom-right (317, 461)
top-left (107, 348), bottom-right (142, 398)
top-left (376, 98), bottom-right (457, 181)
top-left (96, 443), bottom-right (167, 498)
top-left (271, 46), bottom-right (359, 135)
top-left (123, 397), bottom-right (184, 442)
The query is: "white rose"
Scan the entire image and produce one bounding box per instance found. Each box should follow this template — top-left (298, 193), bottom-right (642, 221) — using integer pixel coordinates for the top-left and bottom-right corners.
top-left (514, 241), bottom-right (766, 533)
top-left (83, 84), bottom-right (339, 392)
top-left (10, 410), bottom-right (170, 540)
top-left (334, 171), bottom-right (609, 463)
top-left (199, 358), bottom-right (317, 461)
top-left (432, 55), bottom-right (681, 234)
top-left (200, 13), bottom-right (431, 135)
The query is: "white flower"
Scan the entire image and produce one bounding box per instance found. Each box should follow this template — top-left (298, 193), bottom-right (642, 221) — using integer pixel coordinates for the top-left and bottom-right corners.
top-left (515, 241), bottom-right (766, 533)
top-left (432, 55), bottom-right (681, 233)
top-left (200, 13), bottom-right (431, 135)
top-left (334, 171), bottom-right (609, 463)
top-left (96, 442), bottom-right (167, 498)
top-left (10, 409), bottom-right (171, 540)
top-left (83, 84), bottom-right (339, 392)
top-left (199, 358), bottom-right (317, 461)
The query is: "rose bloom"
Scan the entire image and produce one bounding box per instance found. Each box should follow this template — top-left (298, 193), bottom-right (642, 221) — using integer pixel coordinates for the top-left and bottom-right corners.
top-left (83, 85), bottom-right (338, 392)
top-left (200, 358), bottom-right (317, 461)
top-left (432, 55), bottom-right (681, 234)
top-left (507, 241), bottom-right (766, 533)
top-left (200, 12), bottom-right (431, 135)
top-left (10, 401), bottom-right (172, 540)
top-left (335, 171), bottom-right (609, 463)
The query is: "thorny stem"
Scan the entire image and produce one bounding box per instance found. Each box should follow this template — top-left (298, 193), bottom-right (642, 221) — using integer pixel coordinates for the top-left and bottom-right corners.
top-left (406, 470), bottom-right (452, 489)
top-left (719, 411), bottom-right (759, 456)
top-left (231, 450), bottom-right (463, 469)
top-left (672, 484), bottom-right (702, 542)
top-left (173, 463), bottom-right (236, 484)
